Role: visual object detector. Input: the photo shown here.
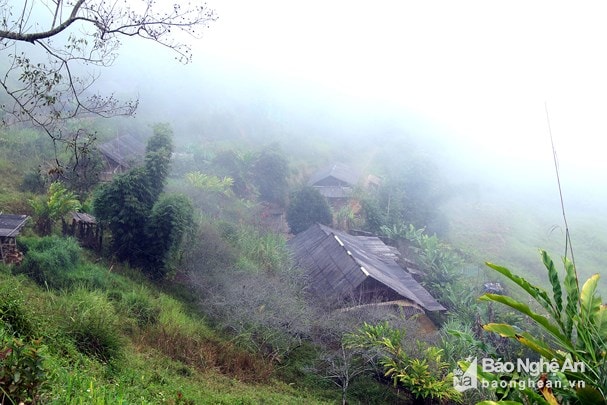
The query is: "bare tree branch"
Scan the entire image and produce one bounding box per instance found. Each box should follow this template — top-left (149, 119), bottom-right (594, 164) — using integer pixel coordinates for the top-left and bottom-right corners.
top-left (0, 0), bottom-right (216, 173)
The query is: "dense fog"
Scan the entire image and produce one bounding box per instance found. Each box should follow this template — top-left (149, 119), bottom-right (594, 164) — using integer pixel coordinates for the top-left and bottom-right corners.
top-left (89, 1), bottom-right (607, 257)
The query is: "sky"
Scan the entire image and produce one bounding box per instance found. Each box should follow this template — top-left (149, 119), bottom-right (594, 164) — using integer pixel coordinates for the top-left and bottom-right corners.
top-left (185, 0), bottom-right (607, 187)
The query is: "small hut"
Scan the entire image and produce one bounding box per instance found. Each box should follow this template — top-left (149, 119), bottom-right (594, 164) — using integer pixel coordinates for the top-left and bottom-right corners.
top-left (97, 134), bottom-right (146, 181)
top-left (308, 162), bottom-right (361, 203)
top-left (63, 212), bottom-right (101, 250)
top-left (0, 214), bottom-right (29, 264)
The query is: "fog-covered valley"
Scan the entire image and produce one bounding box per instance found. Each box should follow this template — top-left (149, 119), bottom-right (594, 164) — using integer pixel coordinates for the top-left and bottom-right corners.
top-left (2, 1), bottom-right (607, 403)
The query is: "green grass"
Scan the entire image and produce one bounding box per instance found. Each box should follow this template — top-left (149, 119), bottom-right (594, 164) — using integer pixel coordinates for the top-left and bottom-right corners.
top-left (443, 196), bottom-right (607, 295)
top-left (0, 241), bottom-right (336, 404)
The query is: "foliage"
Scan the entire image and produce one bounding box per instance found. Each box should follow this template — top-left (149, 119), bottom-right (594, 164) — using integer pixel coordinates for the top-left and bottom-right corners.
top-left (0, 282), bottom-right (35, 338)
top-left (251, 148), bottom-right (290, 206)
top-left (144, 123), bottom-right (174, 201)
top-left (185, 171), bottom-right (234, 195)
top-left (381, 223), bottom-right (466, 309)
top-left (360, 196), bottom-right (385, 234)
top-left (230, 225), bottom-right (291, 273)
top-left (0, 335), bottom-right (48, 404)
top-left (122, 289), bottom-right (161, 327)
top-left (346, 321), bottom-right (463, 403)
top-left (95, 124), bottom-right (190, 278)
top-left (372, 155), bottom-right (450, 234)
top-left (0, 240), bottom-right (335, 404)
top-left (61, 145), bottom-right (104, 197)
top-left (143, 193), bottom-right (194, 279)
top-left (211, 150), bottom-right (258, 198)
top-left (195, 267), bottom-right (312, 364)
top-left (94, 166), bottom-right (153, 262)
top-left (18, 236), bottom-right (82, 288)
top-left (478, 250), bottom-right (607, 403)
top-left (286, 186), bottom-right (333, 234)
top-left (334, 203), bottom-right (361, 231)
top-left (59, 289), bottom-right (123, 363)
top-left (29, 181), bottom-right (81, 235)
top-left (20, 169), bottom-right (47, 194)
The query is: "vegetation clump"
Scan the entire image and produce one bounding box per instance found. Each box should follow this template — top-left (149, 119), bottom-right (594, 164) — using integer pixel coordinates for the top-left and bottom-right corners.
top-left (286, 186), bottom-right (333, 233)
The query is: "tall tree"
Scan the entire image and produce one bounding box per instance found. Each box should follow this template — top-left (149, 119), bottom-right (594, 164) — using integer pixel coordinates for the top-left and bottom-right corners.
top-left (143, 194), bottom-right (193, 279)
top-left (252, 148), bottom-right (289, 206)
top-left (0, 0), bottom-right (215, 170)
top-left (94, 124), bottom-right (173, 265)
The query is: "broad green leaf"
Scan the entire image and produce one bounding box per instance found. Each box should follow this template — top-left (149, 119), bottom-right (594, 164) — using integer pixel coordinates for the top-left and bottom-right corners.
top-left (479, 294), bottom-right (573, 351)
top-left (563, 257), bottom-right (579, 338)
top-left (541, 250), bottom-right (563, 315)
top-left (485, 262), bottom-right (555, 318)
top-left (575, 386), bottom-right (607, 404)
top-left (594, 305), bottom-right (607, 340)
top-left (482, 323), bottom-right (560, 360)
top-left (580, 273), bottom-right (601, 325)
top-left (476, 401), bottom-right (524, 405)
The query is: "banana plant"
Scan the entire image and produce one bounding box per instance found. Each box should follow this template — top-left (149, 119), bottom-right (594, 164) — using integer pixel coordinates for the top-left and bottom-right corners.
top-left (478, 250), bottom-right (607, 404)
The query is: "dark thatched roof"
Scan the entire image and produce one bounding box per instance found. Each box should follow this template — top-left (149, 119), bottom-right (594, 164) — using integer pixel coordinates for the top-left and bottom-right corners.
top-left (0, 214), bottom-right (28, 237)
top-left (70, 212), bottom-right (97, 224)
top-left (97, 134), bottom-right (146, 169)
top-left (307, 162), bottom-right (361, 187)
top-left (288, 224), bottom-right (445, 312)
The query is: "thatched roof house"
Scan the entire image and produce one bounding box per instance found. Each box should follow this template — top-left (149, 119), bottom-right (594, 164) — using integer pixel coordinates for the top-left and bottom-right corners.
top-left (307, 162), bottom-right (361, 200)
top-left (0, 214), bottom-right (28, 264)
top-left (97, 134), bottom-right (146, 181)
top-left (288, 224), bottom-right (445, 312)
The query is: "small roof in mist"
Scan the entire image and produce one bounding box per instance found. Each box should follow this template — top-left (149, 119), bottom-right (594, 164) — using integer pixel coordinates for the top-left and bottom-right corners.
top-left (98, 134), bottom-right (146, 169)
top-left (307, 162), bottom-right (361, 187)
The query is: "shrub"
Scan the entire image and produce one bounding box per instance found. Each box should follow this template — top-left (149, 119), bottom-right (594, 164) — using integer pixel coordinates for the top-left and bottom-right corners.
top-left (346, 322), bottom-right (463, 404)
top-left (0, 282), bottom-right (34, 338)
top-left (123, 290), bottom-right (161, 327)
top-left (17, 236), bottom-right (82, 288)
top-left (0, 335), bottom-right (48, 404)
top-left (286, 186), bottom-right (332, 234)
top-left (477, 250), bottom-right (607, 403)
top-left (59, 289), bottom-right (123, 362)
top-left (142, 193), bottom-right (194, 279)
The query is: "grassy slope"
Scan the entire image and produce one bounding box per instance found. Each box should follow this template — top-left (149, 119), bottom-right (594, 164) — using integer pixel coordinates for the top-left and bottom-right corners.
top-left (0, 260), bottom-right (334, 404)
top-left (443, 194), bottom-right (607, 295)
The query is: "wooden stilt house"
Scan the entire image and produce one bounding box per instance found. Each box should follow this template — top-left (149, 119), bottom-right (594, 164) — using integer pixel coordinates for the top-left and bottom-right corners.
top-left (0, 214), bottom-right (29, 264)
top-left (288, 224), bottom-right (445, 313)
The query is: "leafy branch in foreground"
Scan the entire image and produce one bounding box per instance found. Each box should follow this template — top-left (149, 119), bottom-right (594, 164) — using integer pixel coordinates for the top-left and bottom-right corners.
top-left (478, 250), bottom-right (607, 404)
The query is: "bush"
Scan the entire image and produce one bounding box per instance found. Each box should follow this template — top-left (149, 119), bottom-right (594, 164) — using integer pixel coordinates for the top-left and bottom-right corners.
top-left (0, 282), bottom-right (34, 338)
top-left (0, 335), bottom-right (48, 404)
top-left (59, 289), bottom-right (123, 362)
top-left (18, 236), bottom-right (82, 288)
top-left (286, 186), bottom-right (332, 234)
top-left (122, 290), bottom-right (161, 327)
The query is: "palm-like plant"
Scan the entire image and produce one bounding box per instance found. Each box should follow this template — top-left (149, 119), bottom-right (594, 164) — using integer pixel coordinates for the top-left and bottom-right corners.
top-left (30, 181), bottom-right (81, 235)
top-left (477, 250), bottom-right (607, 404)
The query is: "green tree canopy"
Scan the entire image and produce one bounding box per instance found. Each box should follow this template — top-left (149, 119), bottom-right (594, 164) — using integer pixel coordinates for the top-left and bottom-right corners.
top-left (252, 148), bottom-right (289, 206)
top-left (143, 194), bottom-right (194, 279)
top-left (94, 124), bottom-right (179, 271)
top-left (286, 186), bottom-right (332, 234)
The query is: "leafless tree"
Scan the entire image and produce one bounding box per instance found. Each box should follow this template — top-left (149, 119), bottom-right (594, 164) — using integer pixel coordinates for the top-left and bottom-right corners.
top-left (312, 342), bottom-right (374, 405)
top-left (0, 0), bottom-right (216, 171)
